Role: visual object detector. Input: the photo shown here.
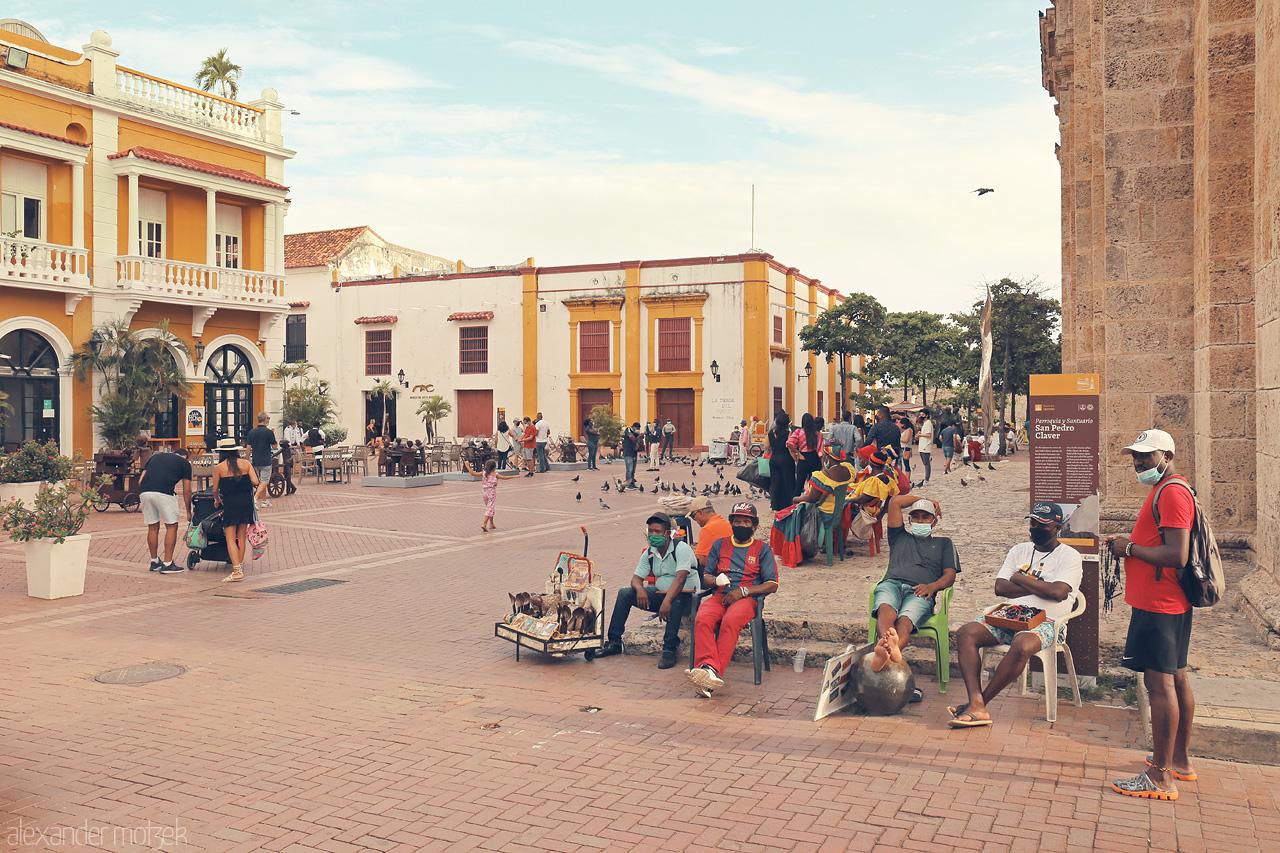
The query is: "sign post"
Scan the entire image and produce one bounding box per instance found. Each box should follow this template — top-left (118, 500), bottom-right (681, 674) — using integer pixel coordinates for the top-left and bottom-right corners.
top-left (1029, 373), bottom-right (1100, 678)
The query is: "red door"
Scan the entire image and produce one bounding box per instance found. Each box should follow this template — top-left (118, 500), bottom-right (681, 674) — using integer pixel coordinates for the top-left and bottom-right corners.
top-left (579, 389), bottom-right (614, 438)
top-left (656, 388), bottom-right (695, 447)
top-left (456, 390), bottom-right (494, 437)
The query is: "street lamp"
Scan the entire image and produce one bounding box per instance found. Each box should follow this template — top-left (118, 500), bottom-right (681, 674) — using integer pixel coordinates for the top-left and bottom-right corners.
top-left (194, 339), bottom-right (205, 361)
top-left (88, 330), bottom-right (104, 353)
top-left (397, 369), bottom-right (408, 388)
top-left (798, 362), bottom-right (811, 382)
top-left (710, 360), bottom-right (720, 382)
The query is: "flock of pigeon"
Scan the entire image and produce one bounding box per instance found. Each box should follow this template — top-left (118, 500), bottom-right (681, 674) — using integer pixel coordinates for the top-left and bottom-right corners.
top-left (570, 457), bottom-right (760, 509)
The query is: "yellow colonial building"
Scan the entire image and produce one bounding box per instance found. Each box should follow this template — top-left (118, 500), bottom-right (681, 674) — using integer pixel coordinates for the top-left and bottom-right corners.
top-left (0, 21), bottom-right (293, 454)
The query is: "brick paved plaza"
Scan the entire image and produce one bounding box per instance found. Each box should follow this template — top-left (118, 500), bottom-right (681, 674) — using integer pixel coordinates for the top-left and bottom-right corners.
top-left (1, 462), bottom-right (1278, 852)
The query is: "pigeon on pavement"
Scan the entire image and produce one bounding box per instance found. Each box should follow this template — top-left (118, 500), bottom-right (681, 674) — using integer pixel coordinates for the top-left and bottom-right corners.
top-left (599, 498), bottom-right (610, 509)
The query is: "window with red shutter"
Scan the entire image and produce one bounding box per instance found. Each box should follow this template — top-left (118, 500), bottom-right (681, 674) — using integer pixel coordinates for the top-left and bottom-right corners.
top-left (459, 326), bottom-right (488, 374)
top-left (773, 386), bottom-right (783, 414)
top-left (365, 330), bottom-right (391, 376)
top-left (657, 317), bottom-right (691, 372)
top-left (579, 320), bottom-right (610, 372)
top-left (773, 315), bottom-right (783, 344)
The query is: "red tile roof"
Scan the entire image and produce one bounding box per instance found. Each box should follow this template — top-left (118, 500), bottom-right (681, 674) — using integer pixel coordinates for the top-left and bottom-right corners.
top-left (0, 121), bottom-right (90, 148)
top-left (108, 147), bottom-right (289, 191)
top-left (288, 301), bottom-right (310, 308)
top-left (354, 315), bottom-right (397, 325)
top-left (447, 311), bottom-right (494, 321)
top-left (284, 226), bottom-right (369, 269)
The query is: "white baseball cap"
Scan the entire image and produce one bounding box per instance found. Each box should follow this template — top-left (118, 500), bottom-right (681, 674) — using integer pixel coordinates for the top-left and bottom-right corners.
top-left (1122, 429), bottom-right (1175, 455)
top-left (905, 498), bottom-right (937, 519)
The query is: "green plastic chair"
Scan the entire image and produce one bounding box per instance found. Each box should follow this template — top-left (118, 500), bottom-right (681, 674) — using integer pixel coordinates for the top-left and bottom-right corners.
top-left (821, 484), bottom-right (849, 566)
top-left (867, 566), bottom-right (954, 693)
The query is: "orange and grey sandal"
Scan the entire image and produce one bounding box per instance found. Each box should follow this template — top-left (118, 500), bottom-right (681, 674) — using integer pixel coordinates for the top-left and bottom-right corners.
top-left (1146, 756), bottom-right (1197, 781)
top-left (1112, 770), bottom-right (1177, 801)
top-left (222, 565), bottom-right (244, 583)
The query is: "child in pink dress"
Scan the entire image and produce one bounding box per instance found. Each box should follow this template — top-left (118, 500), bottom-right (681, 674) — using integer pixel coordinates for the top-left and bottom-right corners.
top-left (465, 459), bottom-right (519, 531)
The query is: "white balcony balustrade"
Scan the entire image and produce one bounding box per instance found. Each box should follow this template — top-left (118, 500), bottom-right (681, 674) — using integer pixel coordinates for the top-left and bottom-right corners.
top-left (1, 236), bottom-right (89, 288)
top-left (115, 256), bottom-right (284, 306)
top-left (114, 67), bottom-right (265, 142)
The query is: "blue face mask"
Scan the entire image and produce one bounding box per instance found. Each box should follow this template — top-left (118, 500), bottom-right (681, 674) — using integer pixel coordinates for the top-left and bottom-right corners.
top-left (908, 522), bottom-right (933, 538)
top-left (1136, 458), bottom-right (1166, 486)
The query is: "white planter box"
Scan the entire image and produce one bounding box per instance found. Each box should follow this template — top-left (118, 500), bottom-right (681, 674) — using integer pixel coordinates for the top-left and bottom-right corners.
top-left (0, 481), bottom-right (45, 506)
top-left (24, 534), bottom-right (91, 600)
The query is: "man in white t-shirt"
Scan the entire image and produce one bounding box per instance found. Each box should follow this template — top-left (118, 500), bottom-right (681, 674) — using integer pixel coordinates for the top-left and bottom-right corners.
top-left (949, 502), bottom-right (1083, 727)
top-left (915, 412), bottom-right (934, 487)
top-left (534, 412), bottom-right (550, 473)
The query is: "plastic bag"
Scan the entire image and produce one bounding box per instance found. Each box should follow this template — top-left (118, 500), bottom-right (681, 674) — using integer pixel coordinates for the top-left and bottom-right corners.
top-left (798, 505), bottom-right (822, 560)
top-left (736, 458), bottom-right (770, 489)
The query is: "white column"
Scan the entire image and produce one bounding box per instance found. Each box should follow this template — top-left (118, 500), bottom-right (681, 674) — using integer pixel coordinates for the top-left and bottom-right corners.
top-left (127, 172), bottom-right (139, 256)
top-left (71, 161), bottom-right (85, 250)
top-left (206, 189), bottom-right (217, 266)
top-left (272, 203), bottom-right (285, 275)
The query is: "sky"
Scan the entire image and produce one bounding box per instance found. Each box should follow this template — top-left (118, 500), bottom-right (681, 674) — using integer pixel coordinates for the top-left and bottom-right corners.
top-left (18, 1), bottom-right (1062, 316)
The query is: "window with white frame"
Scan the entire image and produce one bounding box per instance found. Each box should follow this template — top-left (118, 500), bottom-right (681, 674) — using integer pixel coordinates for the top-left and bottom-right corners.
top-left (137, 188), bottom-right (165, 258)
top-left (1, 156), bottom-right (47, 241)
top-left (215, 203), bottom-right (241, 269)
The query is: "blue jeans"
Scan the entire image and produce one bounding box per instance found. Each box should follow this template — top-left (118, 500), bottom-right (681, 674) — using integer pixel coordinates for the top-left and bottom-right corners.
top-left (623, 454), bottom-right (637, 484)
top-left (536, 443), bottom-right (549, 472)
top-left (586, 439), bottom-right (598, 470)
top-left (872, 578), bottom-right (936, 630)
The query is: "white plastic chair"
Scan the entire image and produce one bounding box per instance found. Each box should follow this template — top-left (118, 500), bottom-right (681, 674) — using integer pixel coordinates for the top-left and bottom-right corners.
top-left (980, 589), bottom-right (1086, 723)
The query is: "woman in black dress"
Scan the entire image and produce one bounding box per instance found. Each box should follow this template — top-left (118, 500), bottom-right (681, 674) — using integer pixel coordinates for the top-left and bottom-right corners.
top-left (767, 412), bottom-right (796, 512)
top-left (790, 412), bottom-right (824, 497)
top-left (211, 438), bottom-right (259, 582)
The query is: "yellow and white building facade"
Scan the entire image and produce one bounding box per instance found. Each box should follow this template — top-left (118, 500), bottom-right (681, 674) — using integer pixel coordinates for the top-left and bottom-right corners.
top-left (0, 22), bottom-right (293, 454)
top-left (286, 237), bottom-right (854, 447)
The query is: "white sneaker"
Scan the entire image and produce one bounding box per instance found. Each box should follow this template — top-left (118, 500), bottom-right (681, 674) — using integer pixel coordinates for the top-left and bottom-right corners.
top-left (702, 665), bottom-right (724, 689)
top-left (260, 500), bottom-right (271, 507)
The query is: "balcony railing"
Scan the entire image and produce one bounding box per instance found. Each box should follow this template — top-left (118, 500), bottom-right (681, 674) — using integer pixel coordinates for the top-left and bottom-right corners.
top-left (114, 67), bottom-right (265, 142)
top-left (1, 237), bottom-right (89, 288)
top-left (116, 256), bottom-right (284, 305)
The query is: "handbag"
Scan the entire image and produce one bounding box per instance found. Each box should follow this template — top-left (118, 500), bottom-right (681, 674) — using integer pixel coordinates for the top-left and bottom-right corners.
top-left (184, 523), bottom-right (208, 550)
top-left (757, 456), bottom-right (770, 477)
top-left (848, 507), bottom-right (878, 541)
top-left (735, 457), bottom-right (770, 489)
top-left (247, 521), bottom-right (268, 561)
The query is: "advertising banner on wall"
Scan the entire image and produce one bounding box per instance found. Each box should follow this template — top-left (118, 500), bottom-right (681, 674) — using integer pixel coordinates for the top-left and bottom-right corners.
top-left (185, 407), bottom-right (205, 437)
top-left (1029, 373), bottom-right (1100, 677)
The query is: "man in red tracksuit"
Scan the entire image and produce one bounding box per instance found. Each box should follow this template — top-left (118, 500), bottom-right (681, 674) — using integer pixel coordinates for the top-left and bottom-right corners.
top-left (686, 502), bottom-right (779, 697)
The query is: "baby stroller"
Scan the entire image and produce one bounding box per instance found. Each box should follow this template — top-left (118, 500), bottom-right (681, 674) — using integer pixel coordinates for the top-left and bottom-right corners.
top-left (185, 489), bottom-right (232, 571)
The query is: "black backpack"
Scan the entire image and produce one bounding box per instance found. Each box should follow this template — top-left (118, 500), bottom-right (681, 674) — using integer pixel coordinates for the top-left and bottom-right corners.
top-left (1150, 478), bottom-right (1225, 608)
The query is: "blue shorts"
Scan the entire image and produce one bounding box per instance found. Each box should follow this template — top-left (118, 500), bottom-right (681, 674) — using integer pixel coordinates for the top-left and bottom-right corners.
top-left (942, 447), bottom-right (954, 459)
top-left (872, 578), bottom-right (936, 630)
top-left (975, 614), bottom-right (1065, 650)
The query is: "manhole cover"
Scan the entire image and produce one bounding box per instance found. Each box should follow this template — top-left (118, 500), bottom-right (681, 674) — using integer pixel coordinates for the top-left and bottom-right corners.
top-left (256, 578), bottom-right (348, 595)
top-left (94, 663), bottom-right (187, 685)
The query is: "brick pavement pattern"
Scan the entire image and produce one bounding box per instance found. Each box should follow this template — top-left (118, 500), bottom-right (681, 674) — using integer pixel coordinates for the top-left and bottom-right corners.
top-left (0, 462), bottom-right (1277, 851)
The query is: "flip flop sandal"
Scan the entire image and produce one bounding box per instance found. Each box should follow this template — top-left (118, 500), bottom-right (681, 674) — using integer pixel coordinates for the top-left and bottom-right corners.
top-left (1146, 757), bottom-right (1197, 781)
top-left (1111, 771), bottom-right (1178, 801)
top-left (909, 688), bottom-right (924, 703)
top-left (947, 712), bottom-right (993, 728)
top-left (947, 704), bottom-right (968, 719)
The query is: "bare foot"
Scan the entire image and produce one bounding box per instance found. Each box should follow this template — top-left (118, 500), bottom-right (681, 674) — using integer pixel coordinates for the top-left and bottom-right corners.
top-left (882, 627), bottom-right (903, 664)
top-left (869, 636), bottom-right (891, 672)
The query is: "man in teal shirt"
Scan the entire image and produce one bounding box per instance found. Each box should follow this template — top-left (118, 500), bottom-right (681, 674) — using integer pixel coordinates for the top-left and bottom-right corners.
top-left (598, 511), bottom-right (697, 668)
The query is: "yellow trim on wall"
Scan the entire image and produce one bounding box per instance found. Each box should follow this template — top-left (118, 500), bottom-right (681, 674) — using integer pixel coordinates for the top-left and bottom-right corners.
top-left (785, 270), bottom-right (796, 416)
top-left (742, 260), bottom-right (770, 421)
top-left (564, 298), bottom-right (624, 429)
top-left (624, 264), bottom-right (642, 424)
top-left (807, 281), bottom-right (818, 415)
top-left (522, 268), bottom-right (539, 414)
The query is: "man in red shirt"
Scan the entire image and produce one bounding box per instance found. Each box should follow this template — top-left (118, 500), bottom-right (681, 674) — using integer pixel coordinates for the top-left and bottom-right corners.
top-left (1106, 428), bottom-right (1194, 802)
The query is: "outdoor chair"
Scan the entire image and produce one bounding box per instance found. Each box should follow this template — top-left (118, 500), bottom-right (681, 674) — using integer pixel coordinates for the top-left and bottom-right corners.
top-left (820, 484), bottom-right (849, 567)
top-left (868, 566), bottom-right (954, 693)
top-left (300, 449), bottom-right (319, 480)
top-left (320, 454), bottom-right (347, 484)
top-left (980, 589), bottom-right (1086, 723)
top-left (346, 445), bottom-right (370, 477)
top-left (689, 589), bottom-right (772, 684)
top-left (448, 445), bottom-right (462, 472)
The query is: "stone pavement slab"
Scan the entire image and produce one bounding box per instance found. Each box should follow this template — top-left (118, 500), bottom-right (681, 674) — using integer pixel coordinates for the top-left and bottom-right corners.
top-left (0, 463), bottom-right (1276, 851)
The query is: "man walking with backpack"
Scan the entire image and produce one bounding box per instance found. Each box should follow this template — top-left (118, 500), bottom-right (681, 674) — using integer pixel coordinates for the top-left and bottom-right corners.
top-left (1106, 429), bottom-right (1196, 802)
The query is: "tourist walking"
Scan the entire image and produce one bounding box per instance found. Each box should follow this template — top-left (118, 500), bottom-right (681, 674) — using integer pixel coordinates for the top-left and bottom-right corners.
top-left (495, 420), bottom-right (514, 470)
top-left (211, 437), bottom-right (258, 583)
top-left (138, 447), bottom-right (192, 574)
top-left (1106, 429), bottom-right (1196, 802)
top-left (621, 422), bottom-right (641, 489)
top-left (767, 412), bottom-right (796, 512)
top-left (898, 416), bottom-right (915, 479)
top-left (915, 410), bottom-right (933, 486)
top-left (788, 413), bottom-right (824, 498)
top-left (464, 458), bottom-right (520, 532)
top-left (584, 417), bottom-right (600, 470)
top-left (246, 412), bottom-right (278, 509)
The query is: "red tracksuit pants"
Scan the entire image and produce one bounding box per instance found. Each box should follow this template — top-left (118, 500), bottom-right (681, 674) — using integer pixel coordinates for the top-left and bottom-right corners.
top-left (694, 593), bottom-right (758, 675)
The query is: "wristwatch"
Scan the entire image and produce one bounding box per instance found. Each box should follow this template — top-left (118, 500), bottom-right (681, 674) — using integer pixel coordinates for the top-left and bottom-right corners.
top-left (739, 586), bottom-right (750, 598)
top-left (1125, 542), bottom-right (1134, 557)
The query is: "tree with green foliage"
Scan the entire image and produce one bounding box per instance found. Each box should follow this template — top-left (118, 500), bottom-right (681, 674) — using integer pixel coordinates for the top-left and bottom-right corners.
top-left (415, 395), bottom-right (452, 442)
top-left (871, 311), bottom-right (963, 406)
top-left (194, 48), bottom-right (243, 99)
top-left (271, 361), bottom-right (340, 437)
top-left (798, 292), bottom-right (887, 411)
top-left (589, 405), bottom-right (624, 450)
top-left (369, 380), bottom-right (399, 439)
top-left (67, 319), bottom-right (192, 450)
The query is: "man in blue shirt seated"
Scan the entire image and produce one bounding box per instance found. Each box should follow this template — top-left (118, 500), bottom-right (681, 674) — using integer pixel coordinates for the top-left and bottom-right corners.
top-left (597, 511), bottom-right (697, 669)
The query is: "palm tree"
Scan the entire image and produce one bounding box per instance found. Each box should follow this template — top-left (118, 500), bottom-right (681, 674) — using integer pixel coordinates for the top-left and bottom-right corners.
top-left (194, 48), bottom-right (243, 100)
top-left (369, 380), bottom-right (399, 439)
top-left (68, 319), bottom-right (191, 450)
top-left (0, 388), bottom-right (12, 433)
top-left (416, 396), bottom-right (452, 443)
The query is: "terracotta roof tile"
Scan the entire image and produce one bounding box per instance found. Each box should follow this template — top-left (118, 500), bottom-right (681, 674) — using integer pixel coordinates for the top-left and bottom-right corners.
top-left (108, 146), bottom-right (288, 191)
top-left (0, 121), bottom-right (90, 148)
top-left (354, 315), bottom-right (397, 324)
top-left (284, 227), bottom-right (369, 269)
top-left (288, 301), bottom-right (310, 308)
top-left (447, 311), bottom-right (494, 321)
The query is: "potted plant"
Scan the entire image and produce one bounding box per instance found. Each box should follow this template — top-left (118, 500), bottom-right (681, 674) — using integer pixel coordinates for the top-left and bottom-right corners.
top-left (0, 477), bottom-right (107, 599)
top-left (0, 440), bottom-right (76, 506)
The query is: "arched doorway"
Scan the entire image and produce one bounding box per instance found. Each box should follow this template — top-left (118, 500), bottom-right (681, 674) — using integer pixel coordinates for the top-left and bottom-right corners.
top-left (0, 329), bottom-right (60, 451)
top-left (204, 345), bottom-right (253, 445)
top-left (152, 350), bottom-right (183, 441)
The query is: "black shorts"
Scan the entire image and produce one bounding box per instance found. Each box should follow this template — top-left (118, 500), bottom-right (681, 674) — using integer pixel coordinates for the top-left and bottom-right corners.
top-left (1122, 607), bottom-right (1192, 675)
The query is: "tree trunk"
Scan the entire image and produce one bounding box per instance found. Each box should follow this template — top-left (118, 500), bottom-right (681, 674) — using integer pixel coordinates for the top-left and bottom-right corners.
top-left (998, 332), bottom-right (1011, 455)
